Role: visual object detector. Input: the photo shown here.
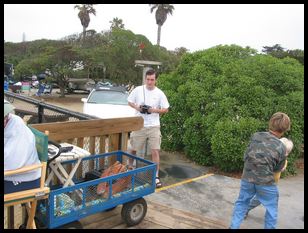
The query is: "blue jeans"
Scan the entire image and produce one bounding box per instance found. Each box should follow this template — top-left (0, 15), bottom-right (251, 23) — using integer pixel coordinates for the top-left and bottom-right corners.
top-left (230, 180), bottom-right (279, 229)
top-left (4, 178), bottom-right (40, 194)
top-left (247, 195), bottom-right (261, 212)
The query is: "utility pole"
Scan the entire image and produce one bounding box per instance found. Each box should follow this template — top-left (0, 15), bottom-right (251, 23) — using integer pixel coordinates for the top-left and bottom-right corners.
top-left (22, 32), bottom-right (26, 42)
top-left (134, 60), bottom-right (162, 85)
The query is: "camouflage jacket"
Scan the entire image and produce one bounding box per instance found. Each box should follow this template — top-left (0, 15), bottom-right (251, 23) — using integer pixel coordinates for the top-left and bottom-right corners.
top-left (242, 132), bottom-right (286, 185)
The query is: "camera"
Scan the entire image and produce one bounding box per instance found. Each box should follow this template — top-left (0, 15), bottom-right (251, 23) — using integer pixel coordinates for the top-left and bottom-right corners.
top-left (140, 104), bottom-right (151, 114)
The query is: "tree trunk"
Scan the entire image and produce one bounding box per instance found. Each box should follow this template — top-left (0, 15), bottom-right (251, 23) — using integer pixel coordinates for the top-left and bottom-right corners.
top-left (83, 26), bottom-right (86, 43)
top-left (59, 86), bottom-right (66, 98)
top-left (157, 25), bottom-right (161, 46)
top-left (87, 67), bottom-right (90, 81)
top-left (57, 78), bottom-right (66, 98)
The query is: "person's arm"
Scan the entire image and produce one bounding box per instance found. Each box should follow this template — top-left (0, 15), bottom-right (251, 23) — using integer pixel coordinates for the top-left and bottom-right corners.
top-left (148, 107), bottom-right (168, 114)
top-left (274, 157), bottom-right (287, 172)
top-left (281, 160), bottom-right (288, 172)
top-left (128, 102), bottom-right (141, 112)
top-left (148, 90), bottom-right (169, 114)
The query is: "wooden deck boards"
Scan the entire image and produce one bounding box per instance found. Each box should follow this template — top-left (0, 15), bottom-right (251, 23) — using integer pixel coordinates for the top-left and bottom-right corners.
top-left (78, 200), bottom-right (227, 229)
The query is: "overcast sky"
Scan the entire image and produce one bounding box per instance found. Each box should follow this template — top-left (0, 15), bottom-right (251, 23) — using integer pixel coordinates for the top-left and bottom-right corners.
top-left (4, 4), bottom-right (304, 53)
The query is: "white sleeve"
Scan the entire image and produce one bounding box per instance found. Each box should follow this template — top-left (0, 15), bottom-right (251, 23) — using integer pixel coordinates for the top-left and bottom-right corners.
top-left (127, 87), bottom-right (137, 103)
top-left (160, 91), bottom-right (170, 109)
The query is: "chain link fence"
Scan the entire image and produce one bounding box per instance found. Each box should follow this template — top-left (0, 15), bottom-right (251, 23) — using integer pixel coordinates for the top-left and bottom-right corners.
top-left (4, 91), bottom-right (108, 156)
top-left (4, 91), bottom-right (97, 123)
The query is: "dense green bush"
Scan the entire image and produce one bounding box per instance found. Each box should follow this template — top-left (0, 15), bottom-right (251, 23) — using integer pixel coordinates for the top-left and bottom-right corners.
top-left (158, 45), bottom-right (304, 174)
top-left (211, 117), bottom-right (263, 172)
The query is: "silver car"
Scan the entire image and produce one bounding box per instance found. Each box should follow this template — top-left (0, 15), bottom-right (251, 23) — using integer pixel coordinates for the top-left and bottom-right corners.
top-left (81, 85), bottom-right (135, 119)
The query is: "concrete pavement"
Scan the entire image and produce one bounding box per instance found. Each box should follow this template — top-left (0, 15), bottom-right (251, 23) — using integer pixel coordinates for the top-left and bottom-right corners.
top-left (145, 152), bottom-right (304, 229)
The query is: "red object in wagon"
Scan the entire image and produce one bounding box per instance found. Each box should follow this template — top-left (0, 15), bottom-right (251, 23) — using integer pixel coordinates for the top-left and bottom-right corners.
top-left (97, 161), bottom-right (131, 198)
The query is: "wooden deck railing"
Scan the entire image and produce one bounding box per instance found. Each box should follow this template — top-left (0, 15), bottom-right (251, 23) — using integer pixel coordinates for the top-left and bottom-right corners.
top-left (31, 117), bottom-right (143, 151)
top-left (31, 117), bottom-right (144, 181)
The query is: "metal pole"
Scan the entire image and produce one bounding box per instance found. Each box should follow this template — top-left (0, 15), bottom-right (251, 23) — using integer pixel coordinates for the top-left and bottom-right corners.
top-left (38, 104), bottom-right (44, 123)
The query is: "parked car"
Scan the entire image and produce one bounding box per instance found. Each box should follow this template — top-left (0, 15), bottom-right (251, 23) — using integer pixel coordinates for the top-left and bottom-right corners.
top-left (81, 85), bottom-right (136, 119)
top-left (67, 78), bottom-right (95, 93)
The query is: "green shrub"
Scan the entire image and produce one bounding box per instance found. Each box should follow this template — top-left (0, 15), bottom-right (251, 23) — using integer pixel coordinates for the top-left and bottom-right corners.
top-left (158, 44), bottom-right (304, 174)
top-left (211, 118), bottom-right (263, 172)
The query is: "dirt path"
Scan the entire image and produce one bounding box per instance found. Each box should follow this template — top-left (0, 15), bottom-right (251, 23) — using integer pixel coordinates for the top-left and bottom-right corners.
top-left (31, 89), bottom-right (88, 113)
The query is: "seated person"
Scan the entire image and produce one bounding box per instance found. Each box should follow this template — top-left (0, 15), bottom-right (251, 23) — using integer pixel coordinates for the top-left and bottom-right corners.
top-left (4, 100), bottom-right (41, 194)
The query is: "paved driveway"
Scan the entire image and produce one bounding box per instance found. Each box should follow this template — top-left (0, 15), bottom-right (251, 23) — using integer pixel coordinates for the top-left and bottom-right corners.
top-left (147, 169), bottom-right (304, 229)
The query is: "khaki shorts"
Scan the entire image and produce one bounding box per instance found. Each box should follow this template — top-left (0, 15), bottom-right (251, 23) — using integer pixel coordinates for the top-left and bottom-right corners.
top-left (130, 126), bottom-right (161, 151)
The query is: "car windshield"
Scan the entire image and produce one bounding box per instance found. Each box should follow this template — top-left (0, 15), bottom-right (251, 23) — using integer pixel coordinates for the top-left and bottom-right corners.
top-left (87, 90), bottom-right (128, 105)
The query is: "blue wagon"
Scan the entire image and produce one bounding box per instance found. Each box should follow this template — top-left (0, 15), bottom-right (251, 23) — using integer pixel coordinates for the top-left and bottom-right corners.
top-left (36, 150), bottom-right (157, 228)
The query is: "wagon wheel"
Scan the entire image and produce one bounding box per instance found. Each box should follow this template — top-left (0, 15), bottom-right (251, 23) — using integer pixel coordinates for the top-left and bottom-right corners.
top-left (121, 198), bottom-right (147, 226)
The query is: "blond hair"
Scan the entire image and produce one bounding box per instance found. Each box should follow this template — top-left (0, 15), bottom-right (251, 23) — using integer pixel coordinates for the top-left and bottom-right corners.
top-left (269, 112), bottom-right (291, 134)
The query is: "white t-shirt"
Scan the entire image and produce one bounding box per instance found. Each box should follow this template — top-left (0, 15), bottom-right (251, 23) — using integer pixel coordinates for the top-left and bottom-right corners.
top-left (4, 114), bottom-right (41, 182)
top-left (127, 85), bottom-right (169, 127)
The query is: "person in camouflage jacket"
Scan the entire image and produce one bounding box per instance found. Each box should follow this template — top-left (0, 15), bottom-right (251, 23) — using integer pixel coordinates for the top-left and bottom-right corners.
top-left (244, 137), bottom-right (294, 219)
top-left (230, 112), bottom-right (291, 229)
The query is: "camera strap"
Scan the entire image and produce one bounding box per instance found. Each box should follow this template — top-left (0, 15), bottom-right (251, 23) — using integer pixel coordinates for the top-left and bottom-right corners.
top-left (143, 85), bottom-right (146, 105)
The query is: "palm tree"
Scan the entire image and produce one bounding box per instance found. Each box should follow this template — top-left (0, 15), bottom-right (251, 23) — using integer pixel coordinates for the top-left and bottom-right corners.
top-left (109, 17), bottom-right (125, 30)
top-left (74, 4), bottom-right (97, 42)
top-left (150, 4), bottom-right (174, 47)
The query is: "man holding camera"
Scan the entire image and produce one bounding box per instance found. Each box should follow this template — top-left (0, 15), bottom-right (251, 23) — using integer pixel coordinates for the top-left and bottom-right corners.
top-left (127, 69), bottom-right (169, 188)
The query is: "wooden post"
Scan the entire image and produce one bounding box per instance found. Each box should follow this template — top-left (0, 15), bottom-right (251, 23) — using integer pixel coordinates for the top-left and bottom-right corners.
top-left (8, 206), bottom-right (14, 229)
top-left (99, 136), bottom-right (107, 169)
top-left (109, 134), bottom-right (119, 165)
top-left (89, 136), bottom-right (96, 170)
top-left (76, 137), bottom-right (85, 179)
